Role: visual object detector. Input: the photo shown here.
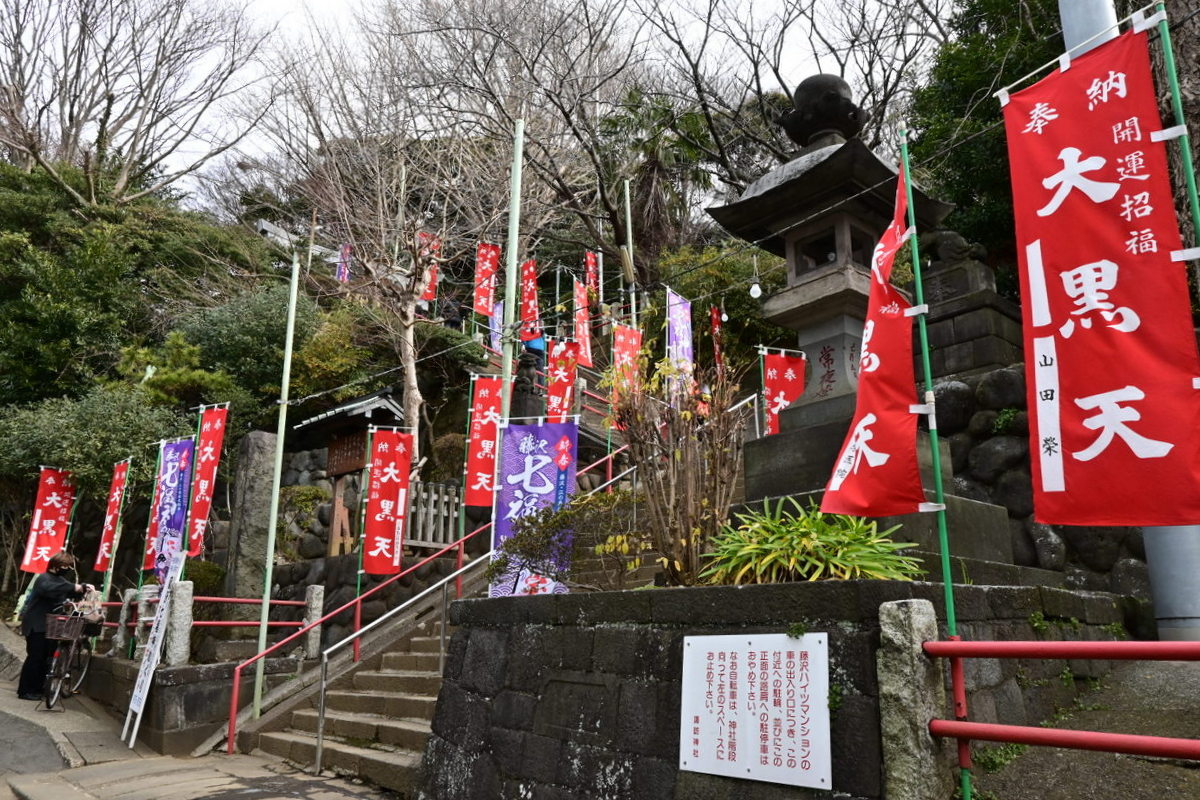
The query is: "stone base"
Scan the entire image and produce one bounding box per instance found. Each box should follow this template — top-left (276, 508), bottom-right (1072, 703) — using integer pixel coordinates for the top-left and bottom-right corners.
top-left (924, 289), bottom-right (1022, 379)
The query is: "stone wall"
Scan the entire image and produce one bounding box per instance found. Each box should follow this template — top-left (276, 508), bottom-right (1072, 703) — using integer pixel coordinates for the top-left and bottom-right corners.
top-left (934, 365), bottom-right (1150, 599)
top-left (417, 581), bottom-right (1136, 800)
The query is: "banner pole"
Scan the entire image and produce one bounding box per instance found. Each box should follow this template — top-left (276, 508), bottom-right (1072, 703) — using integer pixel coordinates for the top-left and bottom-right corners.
top-left (901, 127), bottom-right (971, 800)
top-left (133, 443), bottom-right (165, 658)
top-left (1156, 3), bottom-right (1200, 283)
top-left (758, 348), bottom-right (767, 435)
top-left (253, 238), bottom-right (305, 717)
top-left (501, 119), bottom-right (526, 419)
top-left (623, 180), bottom-right (638, 328)
top-left (353, 429), bottom-right (374, 663)
top-left (100, 459), bottom-right (132, 603)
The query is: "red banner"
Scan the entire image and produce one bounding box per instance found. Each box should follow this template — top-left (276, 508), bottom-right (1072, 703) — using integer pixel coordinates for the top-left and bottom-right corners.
top-left (188, 406), bottom-right (228, 557)
top-left (710, 306), bottom-right (725, 370)
top-left (762, 351), bottom-right (807, 435)
top-left (464, 375), bottom-right (503, 506)
top-left (584, 250), bottom-right (599, 296)
top-left (94, 460), bottom-right (130, 573)
top-left (546, 339), bottom-right (579, 423)
top-left (573, 279), bottom-right (593, 368)
top-left (1003, 30), bottom-right (1200, 524)
top-left (362, 430), bottom-right (413, 574)
top-left (21, 467), bottom-right (76, 574)
top-left (519, 259), bottom-right (542, 341)
top-left (822, 165), bottom-right (925, 517)
top-left (142, 444), bottom-right (164, 571)
top-left (610, 324), bottom-right (642, 409)
top-left (419, 232), bottom-right (440, 302)
top-left (473, 242), bottom-right (501, 316)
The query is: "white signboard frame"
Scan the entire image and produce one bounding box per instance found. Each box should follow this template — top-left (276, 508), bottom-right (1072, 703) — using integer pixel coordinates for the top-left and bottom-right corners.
top-left (121, 549), bottom-right (184, 747)
top-left (679, 632), bottom-right (832, 789)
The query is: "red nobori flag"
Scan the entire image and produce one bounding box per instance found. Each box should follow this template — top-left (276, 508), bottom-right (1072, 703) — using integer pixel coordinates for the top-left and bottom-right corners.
top-left (519, 259), bottom-right (542, 341)
top-left (1003, 29), bottom-right (1200, 525)
top-left (710, 306), bottom-right (725, 370)
top-left (142, 440), bottom-right (166, 570)
top-left (474, 242), bottom-right (501, 316)
top-left (584, 251), bottom-right (599, 296)
top-left (762, 350), bottom-right (807, 435)
top-left (419, 232), bottom-right (441, 301)
top-left (610, 324), bottom-right (642, 408)
top-left (188, 405), bottom-right (228, 557)
top-left (821, 165), bottom-right (925, 517)
top-left (546, 338), bottom-right (579, 423)
top-left (22, 467), bottom-right (76, 574)
top-left (94, 460), bottom-right (130, 573)
top-left (464, 375), bottom-right (503, 506)
top-left (573, 279), bottom-right (593, 367)
top-left (362, 429), bottom-right (414, 574)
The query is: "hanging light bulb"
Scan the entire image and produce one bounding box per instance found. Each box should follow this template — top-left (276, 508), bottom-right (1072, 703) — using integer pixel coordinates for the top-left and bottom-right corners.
top-left (749, 254), bottom-right (763, 298)
top-left (720, 298), bottom-right (728, 323)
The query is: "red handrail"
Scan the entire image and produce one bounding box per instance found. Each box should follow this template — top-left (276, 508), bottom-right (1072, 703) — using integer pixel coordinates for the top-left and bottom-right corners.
top-left (929, 719), bottom-right (1200, 760)
top-left (924, 640), bottom-right (1200, 660)
top-left (577, 444), bottom-right (629, 476)
top-left (225, 522), bottom-right (491, 754)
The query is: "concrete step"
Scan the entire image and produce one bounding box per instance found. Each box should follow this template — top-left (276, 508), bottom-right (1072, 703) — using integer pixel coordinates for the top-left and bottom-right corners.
top-left (196, 638), bottom-right (260, 662)
top-left (290, 709), bottom-right (431, 751)
top-left (255, 731), bottom-right (421, 795)
top-left (380, 650), bottom-right (440, 671)
top-left (352, 669), bottom-right (441, 694)
top-left (324, 689), bottom-right (438, 718)
top-left (407, 636), bottom-right (443, 653)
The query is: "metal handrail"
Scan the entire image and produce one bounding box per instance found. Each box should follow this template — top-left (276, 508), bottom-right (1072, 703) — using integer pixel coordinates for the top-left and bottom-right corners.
top-left (310, 461), bottom-right (640, 774)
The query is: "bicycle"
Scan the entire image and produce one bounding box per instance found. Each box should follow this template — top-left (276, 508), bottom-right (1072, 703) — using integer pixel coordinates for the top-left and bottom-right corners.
top-left (43, 593), bottom-right (101, 709)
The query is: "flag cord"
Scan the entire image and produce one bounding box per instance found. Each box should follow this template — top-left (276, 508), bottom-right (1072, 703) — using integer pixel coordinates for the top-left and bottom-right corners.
top-left (902, 125), bottom-right (972, 800)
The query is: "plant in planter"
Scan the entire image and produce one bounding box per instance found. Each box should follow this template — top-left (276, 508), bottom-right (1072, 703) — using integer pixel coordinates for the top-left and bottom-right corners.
top-left (700, 497), bottom-right (923, 584)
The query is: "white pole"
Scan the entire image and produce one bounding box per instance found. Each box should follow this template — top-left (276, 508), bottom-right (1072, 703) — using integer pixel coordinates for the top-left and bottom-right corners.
top-left (501, 119), bottom-right (526, 418)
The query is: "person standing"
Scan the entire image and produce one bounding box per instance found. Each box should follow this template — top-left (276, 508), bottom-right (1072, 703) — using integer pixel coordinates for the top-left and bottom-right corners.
top-left (16, 552), bottom-right (86, 700)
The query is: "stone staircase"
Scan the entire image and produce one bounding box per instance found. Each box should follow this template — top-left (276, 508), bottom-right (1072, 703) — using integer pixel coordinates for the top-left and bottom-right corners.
top-left (250, 618), bottom-right (450, 795)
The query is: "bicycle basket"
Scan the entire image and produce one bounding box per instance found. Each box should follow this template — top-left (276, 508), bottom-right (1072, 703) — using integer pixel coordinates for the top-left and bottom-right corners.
top-left (45, 614), bottom-right (85, 641)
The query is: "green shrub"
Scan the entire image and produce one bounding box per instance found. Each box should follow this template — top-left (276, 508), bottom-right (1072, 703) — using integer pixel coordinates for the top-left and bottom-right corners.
top-left (700, 497), bottom-right (923, 584)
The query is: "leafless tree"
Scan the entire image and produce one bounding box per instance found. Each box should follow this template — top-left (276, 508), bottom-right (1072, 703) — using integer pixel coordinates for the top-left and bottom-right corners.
top-left (0, 0), bottom-right (271, 206)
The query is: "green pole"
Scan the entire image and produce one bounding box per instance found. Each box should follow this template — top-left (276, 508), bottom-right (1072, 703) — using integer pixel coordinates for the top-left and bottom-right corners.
top-left (252, 246), bottom-right (303, 717)
top-left (1157, 3), bottom-right (1200, 242)
top-left (901, 128), bottom-right (971, 800)
top-left (758, 347), bottom-right (767, 435)
top-left (500, 119), bottom-right (526, 419)
top-left (132, 442), bottom-right (165, 658)
top-left (622, 179), bottom-right (638, 328)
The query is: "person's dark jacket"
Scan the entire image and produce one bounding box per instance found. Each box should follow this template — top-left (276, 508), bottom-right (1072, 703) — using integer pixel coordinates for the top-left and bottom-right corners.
top-left (20, 572), bottom-right (79, 636)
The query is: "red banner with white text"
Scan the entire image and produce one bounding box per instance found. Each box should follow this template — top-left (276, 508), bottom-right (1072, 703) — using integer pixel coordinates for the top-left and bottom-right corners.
top-left (188, 405), bottom-right (228, 556)
top-left (573, 280), bottom-right (593, 367)
top-left (473, 242), bottom-right (501, 316)
top-left (610, 324), bottom-right (642, 410)
top-left (762, 351), bottom-right (807, 435)
top-left (822, 164), bottom-right (925, 517)
top-left (464, 376), bottom-right (503, 506)
top-left (1003, 30), bottom-right (1200, 525)
top-left (362, 430), bottom-right (413, 574)
top-left (94, 460), bottom-right (130, 573)
top-left (22, 467), bottom-right (76, 574)
top-left (547, 339), bottom-right (579, 423)
top-left (419, 232), bottom-right (441, 302)
top-left (519, 259), bottom-right (542, 341)
top-left (584, 251), bottom-right (599, 297)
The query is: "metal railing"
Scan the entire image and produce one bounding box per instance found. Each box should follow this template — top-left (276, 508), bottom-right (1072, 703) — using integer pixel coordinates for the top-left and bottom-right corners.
top-left (925, 638), bottom-right (1200, 771)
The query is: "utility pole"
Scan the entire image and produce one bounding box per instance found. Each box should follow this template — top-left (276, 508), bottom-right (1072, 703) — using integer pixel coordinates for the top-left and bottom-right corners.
top-left (1058, 0), bottom-right (1200, 640)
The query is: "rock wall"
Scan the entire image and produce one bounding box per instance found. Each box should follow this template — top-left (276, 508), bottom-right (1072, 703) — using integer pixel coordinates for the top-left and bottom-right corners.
top-left (417, 581), bottom-right (1136, 800)
top-left (935, 365), bottom-right (1150, 599)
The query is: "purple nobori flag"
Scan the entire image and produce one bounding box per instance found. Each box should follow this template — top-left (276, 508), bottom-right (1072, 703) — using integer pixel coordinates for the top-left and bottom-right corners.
top-left (490, 300), bottom-right (504, 352)
top-left (336, 243), bottom-right (352, 283)
top-left (490, 420), bottom-right (578, 597)
top-left (666, 287), bottom-right (694, 403)
top-left (153, 438), bottom-right (194, 582)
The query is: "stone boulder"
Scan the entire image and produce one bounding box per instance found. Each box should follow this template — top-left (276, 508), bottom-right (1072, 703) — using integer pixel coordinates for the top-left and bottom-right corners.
top-left (1109, 558), bottom-right (1151, 600)
top-left (976, 366), bottom-right (1025, 410)
top-left (967, 436), bottom-right (1028, 483)
top-left (933, 381), bottom-right (975, 435)
top-left (1057, 525), bottom-right (1129, 572)
top-left (1027, 522), bottom-right (1066, 571)
top-left (992, 469), bottom-right (1034, 518)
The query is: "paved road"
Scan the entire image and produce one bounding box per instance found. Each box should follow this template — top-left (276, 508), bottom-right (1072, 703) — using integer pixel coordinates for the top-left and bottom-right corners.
top-left (0, 710), bottom-right (64, 775)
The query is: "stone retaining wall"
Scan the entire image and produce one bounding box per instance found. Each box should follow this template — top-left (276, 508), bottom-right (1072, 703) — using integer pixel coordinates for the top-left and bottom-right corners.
top-left (417, 581), bottom-right (1138, 800)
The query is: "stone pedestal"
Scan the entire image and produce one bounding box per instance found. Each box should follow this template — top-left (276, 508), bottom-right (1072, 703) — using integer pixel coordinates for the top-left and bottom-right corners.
top-left (225, 431), bottom-right (276, 613)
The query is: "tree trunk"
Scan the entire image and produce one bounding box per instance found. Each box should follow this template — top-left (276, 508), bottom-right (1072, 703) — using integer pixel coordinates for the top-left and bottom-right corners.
top-left (399, 304), bottom-right (424, 470)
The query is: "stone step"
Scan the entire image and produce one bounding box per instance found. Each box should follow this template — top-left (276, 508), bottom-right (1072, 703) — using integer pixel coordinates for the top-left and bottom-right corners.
top-left (290, 709), bottom-right (431, 751)
top-left (324, 689), bottom-right (438, 718)
top-left (255, 731), bottom-right (421, 795)
top-left (407, 636), bottom-right (444, 653)
top-left (352, 669), bottom-right (442, 694)
top-left (380, 650), bottom-right (440, 672)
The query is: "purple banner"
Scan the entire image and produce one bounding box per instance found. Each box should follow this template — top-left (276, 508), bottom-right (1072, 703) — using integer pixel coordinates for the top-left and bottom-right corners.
top-left (153, 438), bottom-right (194, 582)
top-left (490, 420), bottom-right (578, 597)
top-left (666, 287), bottom-right (694, 403)
top-left (490, 300), bottom-right (504, 352)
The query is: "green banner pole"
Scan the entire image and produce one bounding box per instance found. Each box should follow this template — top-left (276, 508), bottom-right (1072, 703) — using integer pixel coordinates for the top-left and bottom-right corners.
top-left (901, 127), bottom-right (971, 800)
top-left (1156, 3), bottom-right (1200, 243)
top-left (132, 442), bottom-right (166, 658)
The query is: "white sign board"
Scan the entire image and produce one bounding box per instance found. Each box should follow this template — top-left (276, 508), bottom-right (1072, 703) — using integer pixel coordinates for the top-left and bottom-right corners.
top-left (122, 549), bottom-right (185, 746)
top-left (679, 633), bottom-right (832, 790)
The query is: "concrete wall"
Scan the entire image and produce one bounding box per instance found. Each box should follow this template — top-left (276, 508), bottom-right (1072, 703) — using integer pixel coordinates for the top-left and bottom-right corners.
top-left (417, 581), bottom-right (1139, 800)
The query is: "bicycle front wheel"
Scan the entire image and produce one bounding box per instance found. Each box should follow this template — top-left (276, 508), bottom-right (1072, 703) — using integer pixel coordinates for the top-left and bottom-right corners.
top-left (69, 640), bottom-right (91, 694)
top-left (43, 644), bottom-right (70, 709)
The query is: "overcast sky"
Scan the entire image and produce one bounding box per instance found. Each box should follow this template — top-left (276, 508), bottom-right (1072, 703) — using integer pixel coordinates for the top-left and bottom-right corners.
top-left (245, 0), bottom-right (354, 35)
